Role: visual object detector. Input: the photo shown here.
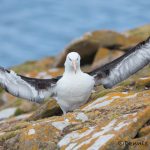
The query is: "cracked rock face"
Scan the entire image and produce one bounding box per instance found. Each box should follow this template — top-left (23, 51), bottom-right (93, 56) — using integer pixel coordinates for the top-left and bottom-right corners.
top-left (0, 25), bottom-right (150, 150)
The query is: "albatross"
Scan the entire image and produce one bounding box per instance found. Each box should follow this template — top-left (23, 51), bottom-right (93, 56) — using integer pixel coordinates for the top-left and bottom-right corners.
top-left (0, 37), bottom-right (150, 115)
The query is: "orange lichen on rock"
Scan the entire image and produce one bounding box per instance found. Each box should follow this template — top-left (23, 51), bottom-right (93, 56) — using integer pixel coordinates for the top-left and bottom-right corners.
top-left (58, 107), bottom-right (150, 150)
top-left (19, 122), bottom-right (60, 150)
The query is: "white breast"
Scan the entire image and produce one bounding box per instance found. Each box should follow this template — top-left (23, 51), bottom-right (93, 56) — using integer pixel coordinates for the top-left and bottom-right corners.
top-left (55, 72), bottom-right (95, 112)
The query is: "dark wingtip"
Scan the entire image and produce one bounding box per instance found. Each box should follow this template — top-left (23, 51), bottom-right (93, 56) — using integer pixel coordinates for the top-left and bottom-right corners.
top-left (143, 36), bottom-right (150, 44)
top-left (146, 36), bottom-right (150, 41)
top-left (137, 36), bottom-right (150, 47)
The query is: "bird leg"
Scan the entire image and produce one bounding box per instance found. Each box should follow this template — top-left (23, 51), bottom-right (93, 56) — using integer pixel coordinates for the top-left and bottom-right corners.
top-left (60, 107), bottom-right (69, 122)
top-left (63, 113), bottom-right (69, 122)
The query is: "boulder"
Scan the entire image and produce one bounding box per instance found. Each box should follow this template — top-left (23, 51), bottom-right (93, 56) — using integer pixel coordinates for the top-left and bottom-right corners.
top-left (53, 30), bottom-right (143, 68)
top-left (91, 48), bottom-right (124, 70)
top-left (124, 24), bottom-right (150, 40)
top-left (138, 125), bottom-right (150, 137)
top-left (12, 56), bottom-right (55, 75)
top-left (27, 100), bottom-right (62, 121)
top-left (53, 30), bottom-right (128, 67)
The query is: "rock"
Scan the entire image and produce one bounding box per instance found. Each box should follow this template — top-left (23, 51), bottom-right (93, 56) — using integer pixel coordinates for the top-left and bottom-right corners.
top-left (58, 107), bottom-right (150, 150)
top-left (53, 30), bottom-right (128, 67)
top-left (53, 30), bottom-right (143, 68)
top-left (27, 100), bottom-right (62, 121)
top-left (91, 48), bottom-right (124, 70)
top-left (12, 56), bottom-right (55, 75)
top-left (124, 24), bottom-right (150, 40)
top-left (138, 125), bottom-right (150, 137)
top-left (0, 93), bottom-right (39, 117)
top-left (127, 133), bottom-right (150, 150)
top-left (0, 107), bottom-right (17, 120)
top-left (135, 76), bottom-right (150, 89)
top-left (19, 122), bottom-right (60, 150)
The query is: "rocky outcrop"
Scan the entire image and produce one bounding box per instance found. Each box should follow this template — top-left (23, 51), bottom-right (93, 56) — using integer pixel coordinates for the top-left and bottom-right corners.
top-left (124, 24), bottom-right (150, 40)
top-left (53, 24), bottom-right (150, 70)
top-left (91, 48), bottom-right (124, 69)
top-left (0, 25), bottom-right (150, 150)
top-left (53, 31), bottom-right (127, 68)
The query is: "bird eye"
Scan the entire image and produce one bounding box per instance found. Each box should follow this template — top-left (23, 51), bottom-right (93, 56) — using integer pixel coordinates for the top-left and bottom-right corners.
top-left (69, 57), bottom-right (72, 61)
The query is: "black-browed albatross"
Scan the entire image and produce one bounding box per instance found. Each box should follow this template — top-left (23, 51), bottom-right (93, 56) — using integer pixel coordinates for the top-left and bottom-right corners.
top-left (0, 37), bottom-right (150, 115)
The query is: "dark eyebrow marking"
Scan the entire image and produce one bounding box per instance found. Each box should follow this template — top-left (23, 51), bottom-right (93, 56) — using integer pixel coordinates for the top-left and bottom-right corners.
top-left (68, 57), bottom-right (72, 61)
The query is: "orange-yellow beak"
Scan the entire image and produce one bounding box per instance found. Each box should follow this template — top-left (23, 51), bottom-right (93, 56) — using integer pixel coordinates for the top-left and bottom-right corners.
top-left (72, 60), bottom-right (77, 74)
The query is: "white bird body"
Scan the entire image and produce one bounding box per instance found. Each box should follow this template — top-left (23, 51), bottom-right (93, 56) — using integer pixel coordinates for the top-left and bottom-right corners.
top-left (55, 71), bottom-right (95, 113)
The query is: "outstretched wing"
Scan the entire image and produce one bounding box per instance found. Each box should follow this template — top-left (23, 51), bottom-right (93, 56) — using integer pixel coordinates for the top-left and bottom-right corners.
top-left (89, 37), bottom-right (150, 88)
top-left (0, 67), bottom-right (61, 103)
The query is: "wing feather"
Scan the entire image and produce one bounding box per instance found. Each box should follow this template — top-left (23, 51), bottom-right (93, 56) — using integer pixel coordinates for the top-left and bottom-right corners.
top-left (0, 67), bottom-right (61, 102)
top-left (89, 37), bottom-right (150, 88)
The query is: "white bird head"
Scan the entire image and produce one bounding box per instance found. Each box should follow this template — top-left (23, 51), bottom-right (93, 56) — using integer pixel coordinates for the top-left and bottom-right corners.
top-left (65, 52), bottom-right (81, 74)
